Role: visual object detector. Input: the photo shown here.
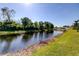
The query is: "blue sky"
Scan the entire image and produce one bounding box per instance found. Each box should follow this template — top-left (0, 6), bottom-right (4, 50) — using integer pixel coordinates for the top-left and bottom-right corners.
top-left (0, 3), bottom-right (79, 26)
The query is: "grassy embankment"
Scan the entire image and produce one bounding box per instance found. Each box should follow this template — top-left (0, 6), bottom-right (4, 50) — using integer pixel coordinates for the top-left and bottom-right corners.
top-left (33, 28), bottom-right (79, 56)
top-left (0, 31), bottom-right (26, 35)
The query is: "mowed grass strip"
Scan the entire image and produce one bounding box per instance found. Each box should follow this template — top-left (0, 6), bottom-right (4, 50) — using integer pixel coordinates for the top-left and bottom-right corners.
top-left (32, 29), bottom-right (79, 56)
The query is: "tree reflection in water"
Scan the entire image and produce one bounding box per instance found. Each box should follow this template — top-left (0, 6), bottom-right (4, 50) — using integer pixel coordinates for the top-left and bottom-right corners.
top-left (0, 34), bottom-right (19, 54)
top-left (22, 33), bottom-right (33, 43)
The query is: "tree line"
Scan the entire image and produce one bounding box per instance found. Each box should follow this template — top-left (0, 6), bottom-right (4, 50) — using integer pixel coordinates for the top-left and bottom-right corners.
top-left (0, 7), bottom-right (54, 32)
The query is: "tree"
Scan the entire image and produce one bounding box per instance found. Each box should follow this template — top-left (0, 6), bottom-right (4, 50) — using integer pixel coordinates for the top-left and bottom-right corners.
top-left (44, 21), bottom-right (54, 32)
top-left (0, 21), bottom-right (3, 30)
top-left (34, 21), bottom-right (39, 29)
top-left (1, 7), bottom-right (15, 22)
top-left (73, 20), bottom-right (79, 29)
top-left (74, 21), bottom-right (78, 29)
top-left (0, 7), bottom-right (15, 31)
top-left (39, 21), bottom-right (44, 31)
top-left (73, 20), bottom-right (79, 32)
top-left (21, 17), bottom-right (32, 30)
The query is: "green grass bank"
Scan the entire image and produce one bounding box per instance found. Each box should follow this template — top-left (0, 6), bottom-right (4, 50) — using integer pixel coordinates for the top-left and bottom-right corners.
top-left (0, 31), bottom-right (26, 35)
top-left (32, 29), bottom-right (79, 56)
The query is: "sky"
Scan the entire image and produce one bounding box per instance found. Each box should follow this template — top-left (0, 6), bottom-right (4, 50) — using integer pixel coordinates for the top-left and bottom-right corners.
top-left (0, 3), bottom-right (79, 26)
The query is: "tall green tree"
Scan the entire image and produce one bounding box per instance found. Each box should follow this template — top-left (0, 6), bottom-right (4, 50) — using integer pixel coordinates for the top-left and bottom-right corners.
top-left (39, 21), bottom-right (44, 30)
top-left (34, 21), bottom-right (39, 29)
top-left (44, 21), bottom-right (54, 31)
top-left (21, 17), bottom-right (32, 30)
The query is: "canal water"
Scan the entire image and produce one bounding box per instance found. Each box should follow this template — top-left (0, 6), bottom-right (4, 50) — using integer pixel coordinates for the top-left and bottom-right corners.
top-left (0, 31), bottom-right (62, 54)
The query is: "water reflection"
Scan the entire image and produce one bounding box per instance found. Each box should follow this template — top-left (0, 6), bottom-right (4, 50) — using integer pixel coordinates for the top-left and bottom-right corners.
top-left (0, 31), bottom-right (62, 54)
top-left (22, 33), bottom-right (33, 43)
top-left (0, 35), bottom-right (19, 54)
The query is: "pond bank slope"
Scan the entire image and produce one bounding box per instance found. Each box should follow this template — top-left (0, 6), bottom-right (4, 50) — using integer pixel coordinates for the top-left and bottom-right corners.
top-left (33, 29), bottom-right (79, 56)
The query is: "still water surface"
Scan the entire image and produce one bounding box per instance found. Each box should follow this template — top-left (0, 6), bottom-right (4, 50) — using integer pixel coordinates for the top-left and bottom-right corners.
top-left (0, 31), bottom-right (62, 54)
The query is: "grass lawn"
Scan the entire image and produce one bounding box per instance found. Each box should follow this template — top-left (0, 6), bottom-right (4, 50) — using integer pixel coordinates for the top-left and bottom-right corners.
top-left (32, 29), bottom-right (79, 56)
